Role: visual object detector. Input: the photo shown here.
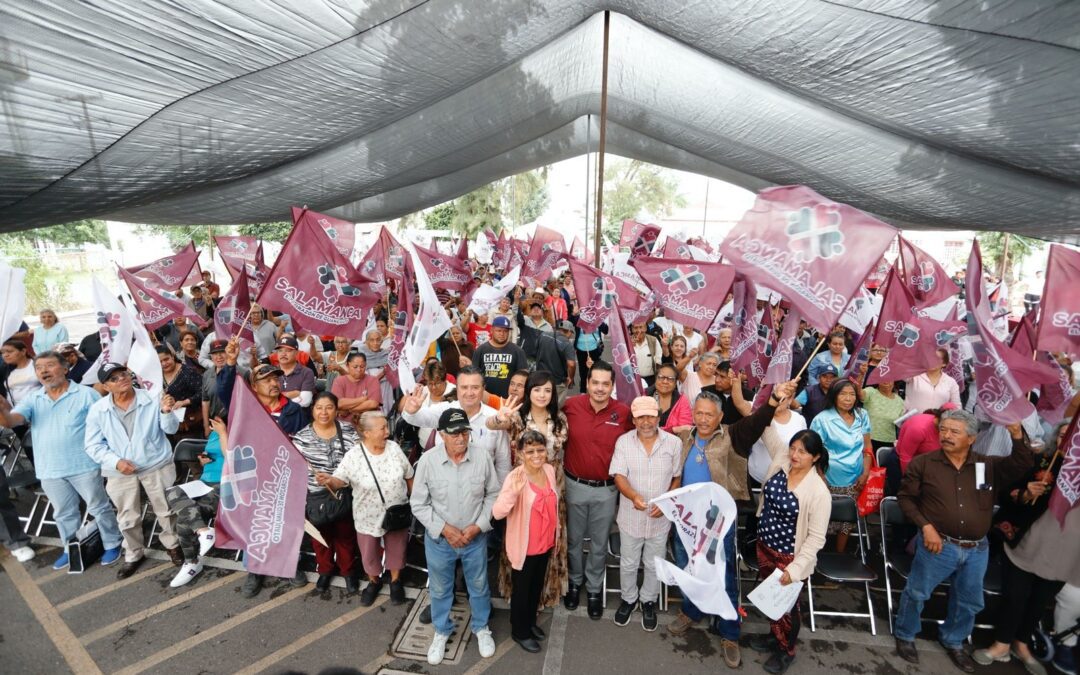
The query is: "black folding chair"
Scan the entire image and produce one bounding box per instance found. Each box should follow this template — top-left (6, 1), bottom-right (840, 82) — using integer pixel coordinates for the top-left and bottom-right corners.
top-left (808, 495), bottom-right (878, 635)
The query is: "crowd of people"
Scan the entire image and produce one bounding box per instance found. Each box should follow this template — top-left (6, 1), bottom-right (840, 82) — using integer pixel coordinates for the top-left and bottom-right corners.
top-left (0, 255), bottom-right (1077, 675)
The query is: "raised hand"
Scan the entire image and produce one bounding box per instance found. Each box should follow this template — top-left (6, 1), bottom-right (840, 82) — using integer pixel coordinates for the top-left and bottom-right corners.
top-left (402, 385), bottom-right (426, 414)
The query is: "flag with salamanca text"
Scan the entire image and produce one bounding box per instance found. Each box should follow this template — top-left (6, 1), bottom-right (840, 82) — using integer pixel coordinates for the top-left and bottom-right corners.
top-left (1035, 244), bottom-right (1080, 358)
top-left (763, 307), bottom-right (802, 386)
top-left (215, 235), bottom-right (260, 280)
top-left (384, 254), bottom-right (414, 390)
top-left (744, 302), bottom-right (777, 390)
top-left (398, 245), bottom-right (452, 392)
top-left (213, 267), bottom-right (256, 353)
top-left (728, 276), bottom-right (761, 376)
top-left (1014, 310), bottom-right (1075, 425)
top-left (124, 241), bottom-right (202, 292)
top-left (866, 267), bottom-right (965, 386)
top-left (568, 260), bottom-right (644, 333)
top-left (522, 225), bottom-right (567, 286)
top-left (619, 219), bottom-right (661, 258)
top-left (256, 211), bottom-right (376, 336)
top-left (415, 242), bottom-right (473, 292)
top-left (1049, 407), bottom-right (1080, 528)
top-left (718, 185), bottom-right (898, 333)
top-left (631, 256), bottom-right (735, 335)
top-left (898, 237), bottom-right (959, 308)
top-left (214, 378), bottom-right (309, 578)
top-left (606, 291), bottom-right (644, 403)
top-left (356, 226), bottom-right (401, 296)
top-left (291, 207), bottom-right (355, 259)
top-left (118, 266), bottom-right (207, 331)
top-left (965, 241), bottom-right (1059, 424)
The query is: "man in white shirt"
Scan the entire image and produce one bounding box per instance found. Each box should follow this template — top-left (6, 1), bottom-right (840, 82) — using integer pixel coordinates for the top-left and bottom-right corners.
top-left (630, 323), bottom-right (662, 388)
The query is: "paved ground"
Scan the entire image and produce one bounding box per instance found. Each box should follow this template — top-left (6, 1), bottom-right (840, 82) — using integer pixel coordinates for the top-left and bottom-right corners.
top-left (0, 491), bottom-right (1037, 675)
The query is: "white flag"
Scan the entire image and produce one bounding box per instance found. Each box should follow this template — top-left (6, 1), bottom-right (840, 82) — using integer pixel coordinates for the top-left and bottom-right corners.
top-left (399, 244), bottom-right (452, 391)
top-left (651, 482), bottom-right (739, 620)
top-left (467, 267), bottom-right (520, 316)
top-left (0, 259), bottom-right (26, 343)
top-left (124, 301), bottom-right (163, 395)
top-left (838, 285), bottom-right (881, 334)
top-left (84, 278), bottom-right (134, 384)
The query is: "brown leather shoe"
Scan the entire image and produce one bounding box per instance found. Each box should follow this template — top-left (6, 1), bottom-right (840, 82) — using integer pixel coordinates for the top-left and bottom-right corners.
top-left (667, 611), bottom-right (699, 636)
top-left (166, 546), bottom-right (184, 566)
top-left (116, 556), bottom-right (145, 579)
top-left (941, 645), bottom-right (976, 673)
top-left (721, 638), bottom-right (742, 668)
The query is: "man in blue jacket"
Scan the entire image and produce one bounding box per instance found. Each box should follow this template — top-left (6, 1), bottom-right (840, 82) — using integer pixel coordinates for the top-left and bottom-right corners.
top-left (85, 363), bottom-right (183, 578)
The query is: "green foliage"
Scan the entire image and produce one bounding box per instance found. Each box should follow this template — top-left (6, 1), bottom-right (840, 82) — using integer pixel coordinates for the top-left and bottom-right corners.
top-left (977, 232), bottom-right (1042, 282)
top-left (0, 239), bottom-right (68, 313)
top-left (451, 183), bottom-right (504, 239)
top-left (423, 203), bottom-right (457, 231)
top-left (505, 169), bottom-right (550, 227)
top-left (601, 159), bottom-right (686, 240)
top-left (136, 224), bottom-right (226, 251)
top-left (236, 221), bottom-right (293, 243)
top-left (0, 219), bottom-right (109, 248)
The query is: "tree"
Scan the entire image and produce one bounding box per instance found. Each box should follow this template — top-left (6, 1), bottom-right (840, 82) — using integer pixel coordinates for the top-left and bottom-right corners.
top-left (236, 221), bottom-right (293, 243)
top-left (0, 219), bottom-right (109, 248)
top-left (977, 231), bottom-right (1043, 282)
top-left (601, 159), bottom-right (686, 240)
top-left (0, 239), bottom-right (67, 313)
top-left (504, 168), bottom-right (550, 227)
top-left (136, 224), bottom-right (227, 251)
top-left (451, 184), bottom-right (503, 239)
top-left (423, 203), bottom-right (457, 231)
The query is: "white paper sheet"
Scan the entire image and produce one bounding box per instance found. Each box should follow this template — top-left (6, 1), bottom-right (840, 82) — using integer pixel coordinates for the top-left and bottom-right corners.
top-left (747, 567), bottom-right (804, 621)
top-left (171, 406), bottom-right (187, 423)
top-left (176, 480), bottom-right (213, 499)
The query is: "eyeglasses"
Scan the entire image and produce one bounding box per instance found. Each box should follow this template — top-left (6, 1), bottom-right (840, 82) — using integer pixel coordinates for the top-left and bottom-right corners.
top-left (106, 372), bottom-right (131, 383)
top-left (656, 375), bottom-right (676, 382)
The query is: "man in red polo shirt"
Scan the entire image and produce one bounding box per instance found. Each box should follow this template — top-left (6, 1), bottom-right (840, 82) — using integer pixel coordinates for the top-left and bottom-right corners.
top-left (561, 360), bottom-right (633, 619)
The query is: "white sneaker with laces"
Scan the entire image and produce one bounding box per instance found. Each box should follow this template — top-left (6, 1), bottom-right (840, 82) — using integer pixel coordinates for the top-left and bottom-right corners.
top-left (476, 627), bottom-right (495, 658)
top-left (427, 631), bottom-right (450, 666)
top-left (197, 530), bottom-right (216, 556)
top-left (170, 561), bottom-right (204, 588)
top-left (11, 546), bottom-right (35, 563)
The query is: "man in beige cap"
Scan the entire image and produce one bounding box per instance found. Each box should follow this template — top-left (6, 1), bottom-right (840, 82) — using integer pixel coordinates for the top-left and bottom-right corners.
top-left (608, 395), bottom-right (683, 631)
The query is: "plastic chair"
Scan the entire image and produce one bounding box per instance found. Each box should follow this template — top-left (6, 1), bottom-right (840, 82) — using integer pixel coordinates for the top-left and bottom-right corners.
top-left (808, 495), bottom-right (878, 635)
top-left (148, 438), bottom-right (208, 546)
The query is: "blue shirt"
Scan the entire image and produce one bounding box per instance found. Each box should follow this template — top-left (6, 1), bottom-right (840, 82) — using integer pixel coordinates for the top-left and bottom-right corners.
top-left (576, 329), bottom-right (602, 352)
top-left (681, 435), bottom-right (713, 486)
top-left (810, 407), bottom-right (870, 488)
top-left (199, 431), bottom-right (224, 484)
top-left (13, 382), bottom-right (100, 480)
top-left (807, 350), bottom-right (847, 387)
top-left (85, 389), bottom-right (179, 477)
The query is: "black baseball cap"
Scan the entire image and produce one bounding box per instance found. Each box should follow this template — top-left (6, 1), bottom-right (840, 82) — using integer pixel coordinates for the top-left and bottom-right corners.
top-left (277, 335), bottom-right (299, 350)
top-left (208, 339), bottom-right (228, 354)
top-left (98, 362), bottom-right (129, 384)
top-left (251, 364), bottom-right (284, 382)
top-left (437, 408), bottom-right (471, 434)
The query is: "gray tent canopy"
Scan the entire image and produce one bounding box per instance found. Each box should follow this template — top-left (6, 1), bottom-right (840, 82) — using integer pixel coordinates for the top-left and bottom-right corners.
top-left (1, 1), bottom-right (1078, 242)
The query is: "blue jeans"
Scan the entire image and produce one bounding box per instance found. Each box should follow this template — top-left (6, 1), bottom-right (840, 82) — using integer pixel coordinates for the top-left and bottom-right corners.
top-left (40, 469), bottom-right (123, 550)
top-left (425, 532), bottom-right (491, 636)
top-left (672, 525), bottom-right (740, 640)
top-left (894, 533), bottom-right (988, 648)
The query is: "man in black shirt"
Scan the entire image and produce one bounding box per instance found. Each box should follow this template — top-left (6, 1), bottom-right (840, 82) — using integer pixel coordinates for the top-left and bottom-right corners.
top-left (473, 316), bottom-right (528, 398)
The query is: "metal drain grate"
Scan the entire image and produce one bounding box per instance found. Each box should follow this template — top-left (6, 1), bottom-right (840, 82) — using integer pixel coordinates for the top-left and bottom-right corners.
top-left (390, 589), bottom-right (472, 665)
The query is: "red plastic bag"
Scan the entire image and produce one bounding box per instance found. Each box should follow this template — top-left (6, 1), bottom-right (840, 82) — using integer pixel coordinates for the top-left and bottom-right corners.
top-left (857, 467), bottom-right (887, 516)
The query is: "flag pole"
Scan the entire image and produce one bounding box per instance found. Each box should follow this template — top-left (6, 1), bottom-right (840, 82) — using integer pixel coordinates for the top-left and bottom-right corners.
top-left (592, 10), bottom-right (610, 268)
top-left (791, 334), bottom-right (828, 383)
top-left (999, 233), bottom-right (1012, 280)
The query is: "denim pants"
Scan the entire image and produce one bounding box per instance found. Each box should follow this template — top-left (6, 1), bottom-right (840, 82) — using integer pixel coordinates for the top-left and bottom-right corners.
top-left (40, 469), bottom-right (123, 550)
top-left (894, 533), bottom-right (988, 648)
top-left (425, 532), bottom-right (491, 636)
top-left (672, 525), bottom-right (740, 640)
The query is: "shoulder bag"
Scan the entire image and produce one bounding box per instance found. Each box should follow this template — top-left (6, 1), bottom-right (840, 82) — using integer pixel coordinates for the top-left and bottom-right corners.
top-left (358, 442), bottom-right (413, 531)
top-left (304, 423), bottom-right (354, 527)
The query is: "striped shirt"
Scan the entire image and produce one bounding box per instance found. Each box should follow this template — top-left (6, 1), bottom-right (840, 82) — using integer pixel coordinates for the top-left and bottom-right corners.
top-left (291, 422), bottom-right (360, 493)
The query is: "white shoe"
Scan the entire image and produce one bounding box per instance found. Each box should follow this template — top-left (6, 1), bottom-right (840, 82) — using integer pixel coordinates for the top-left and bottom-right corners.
top-left (427, 631), bottom-right (450, 666)
top-left (476, 627), bottom-right (496, 658)
top-left (11, 546), bottom-right (35, 563)
top-left (170, 561), bottom-right (204, 588)
top-left (197, 530), bottom-right (216, 556)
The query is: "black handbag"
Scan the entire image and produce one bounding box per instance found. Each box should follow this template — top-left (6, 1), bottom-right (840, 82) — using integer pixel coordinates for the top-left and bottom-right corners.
top-left (358, 442), bottom-right (413, 531)
top-left (67, 521), bottom-right (104, 574)
top-left (304, 423), bottom-right (353, 528)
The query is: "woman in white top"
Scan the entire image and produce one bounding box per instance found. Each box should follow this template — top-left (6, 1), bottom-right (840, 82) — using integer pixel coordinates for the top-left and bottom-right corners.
top-left (748, 395), bottom-right (808, 486)
top-left (398, 360), bottom-right (455, 451)
top-left (904, 347), bottom-right (961, 413)
top-left (2, 340), bottom-right (40, 406)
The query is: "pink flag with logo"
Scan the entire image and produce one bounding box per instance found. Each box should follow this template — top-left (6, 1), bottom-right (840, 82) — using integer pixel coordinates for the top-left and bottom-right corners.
top-left (456, 236), bottom-right (470, 262)
top-left (619, 220), bottom-right (661, 258)
top-left (492, 231), bottom-right (512, 271)
top-left (384, 255), bottom-right (414, 390)
top-left (291, 207), bottom-right (355, 259)
top-left (569, 260), bottom-right (644, 333)
top-left (898, 237), bottom-right (958, 308)
top-left (864, 254), bottom-right (891, 291)
top-left (630, 257), bottom-right (736, 334)
top-left (843, 319), bottom-right (875, 381)
top-left (214, 379), bottom-right (309, 578)
top-left (1035, 244), bottom-right (1080, 358)
top-left (662, 237), bottom-right (694, 260)
top-left (509, 238), bottom-right (528, 272)
top-left (125, 241), bottom-right (203, 291)
top-left (743, 302), bottom-right (777, 389)
top-left (966, 242), bottom-right (1059, 424)
top-left (522, 225), bottom-right (567, 285)
top-left (1049, 408), bottom-right (1080, 528)
top-left (764, 307), bottom-right (802, 385)
top-left (1035, 352), bottom-right (1074, 424)
top-left (118, 266), bottom-right (207, 330)
top-left (606, 293), bottom-right (644, 403)
top-left (415, 242), bottom-right (473, 292)
top-left (570, 236), bottom-right (594, 264)
top-left (1010, 310), bottom-right (1037, 356)
top-left (728, 276), bottom-right (761, 374)
top-left (718, 185), bottom-right (898, 333)
top-left (215, 235), bottom-right (261, 280)
top-left (213, 267), bottom-right (255, 351)
top-left (256, 211), bottom-right (375, 336)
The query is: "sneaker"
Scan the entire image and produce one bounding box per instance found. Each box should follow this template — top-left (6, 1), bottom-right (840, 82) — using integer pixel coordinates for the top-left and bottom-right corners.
top-left (476, 627), bottom-right (496, 658)
top-left (100, 547), bottom-right (121, 567)
top-left (668, 611), bottom-right (699, 636)
top-left (614, 600), bottom-right (636, 627)
top-left (427, 631), bottom-right (450, 666)
top-left (52, 552), bottom-right (70, 570)
top-left (197, 530), bottom-right (216, 556)
top-left (170, 561), bottom-right (203, 588)
top-left (641, 601), bottom-right (658, 632)
top-left (972, 648), bottom-right (1011, 666)
top-left (11, 546), bottom-right (34, 563)
top-left (241, 572), bottom-right (264, 598)
top-left (360, 579), bottom-right (382, 606)
top-left (389, 580), bottom-right (406, 605)
top-left (721, 638), bottom-right (742, 668)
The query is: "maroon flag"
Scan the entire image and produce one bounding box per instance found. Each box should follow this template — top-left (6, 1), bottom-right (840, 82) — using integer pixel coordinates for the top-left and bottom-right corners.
top-left (570, 236), bottom-right (594, 264)
top-left (1010, 310), bottom-right (1038, 356)
top-left (214, 379), bottom-right (309, 578)
top-left (744, 303), bottom-right (777, 389)
top-left (291, 207), bottom-right (355, 259)
top-left (569, 260), bottom-right (643, 333)
top-left (966, 242), bottom-right (1058, 424)
top-left (606, 293), bottom-right (644, 403)
top-left (764, 307), bottom-right (802, 385)
top-left (415, 243), bottom-right (472, 292)
top-left (384, 255), bottom-right (414, 390)
top-left (213, 267), bottom-right (255, 351)
top-left (630, 257), bottom-right (735, 334)
top-left (256, 212), bottom-right (375, 336)
top-left (864, 254), bottom-right (891, 291)
top-left (492, 231), bottom-right (512, 271)
top-left (898, 237), bottom-right (958, 308)
top-left (1036, 352), bottom-right (1074, 424)
top-left (244, 256), bottom-right (271, 298)
top-left (1035, 244), bottom-right (1080, 358)
top-left (662, 237), bottom-right (699, 261)
top-left (843, 319), bottom-right (875, 381)
top-left (944, 338), bottom-right (967, 394)
top-left (719, 185), bottom-right (898, 333)
top-left (729, 276), bottom-right (761, 375)
top-left (509, 238), bottom-right (528, 272)
top-left (215, 235), bottom-right (261, 280)
top-left (522, 226), bottom-right (567, 285)
top-left (456, 236), bottom-right (470, 261)
top-left (125, 241), bottom-right (203, 291)
top-left (118, 266), bottom-right (207, 330)
top-left (686, 236), bottom-right (716, 256)
top-left (1049, 408), bottom-right (1080, 527)
top-left (619, 220), bottom-right (661, 258)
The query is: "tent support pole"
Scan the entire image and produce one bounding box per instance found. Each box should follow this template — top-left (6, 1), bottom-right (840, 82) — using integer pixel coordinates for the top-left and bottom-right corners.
top-left (1000, 233), bottom-right (1011, 280)
top-left (593, 10), bottom-right (610, 268)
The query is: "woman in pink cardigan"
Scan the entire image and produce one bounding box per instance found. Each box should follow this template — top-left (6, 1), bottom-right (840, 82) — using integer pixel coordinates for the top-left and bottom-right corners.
top-left (492, 430), bottom-right (559, 654)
